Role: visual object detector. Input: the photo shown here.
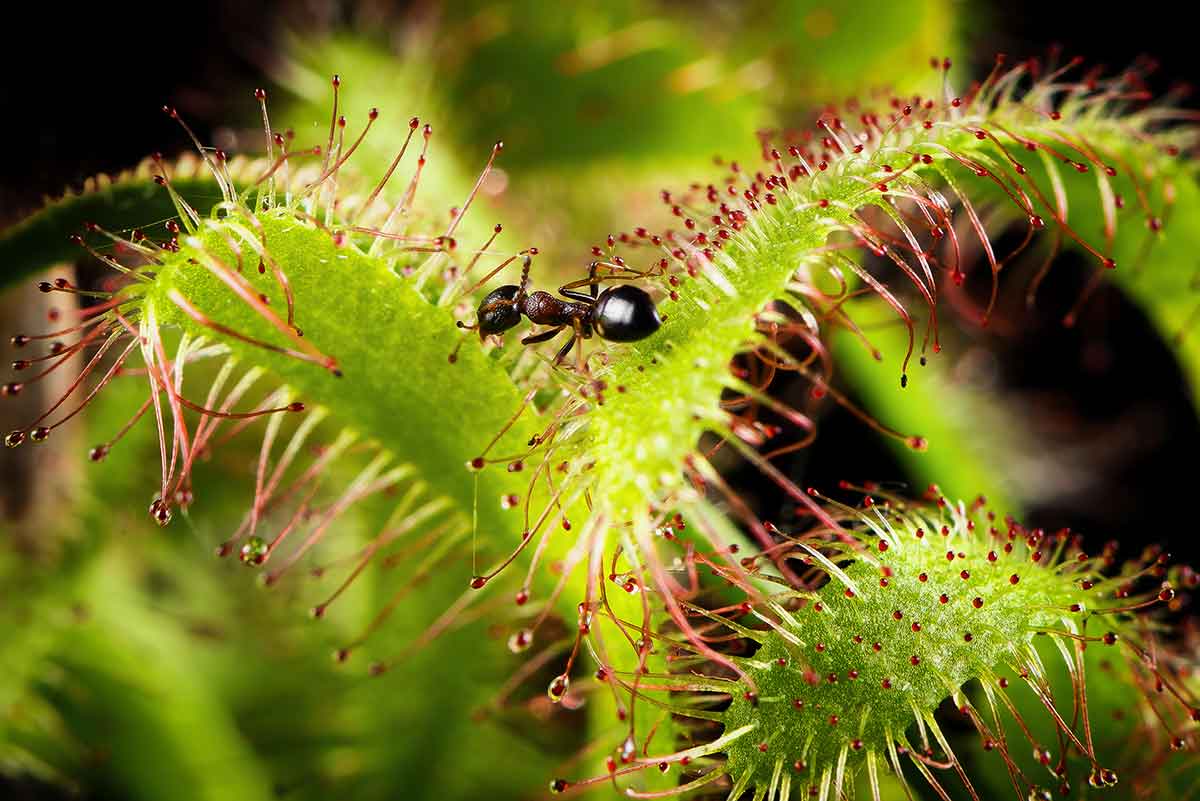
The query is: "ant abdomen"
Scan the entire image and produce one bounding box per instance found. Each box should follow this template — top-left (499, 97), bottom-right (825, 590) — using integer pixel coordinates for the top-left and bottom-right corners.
top-left (591, 285), bottom-right (661, 342)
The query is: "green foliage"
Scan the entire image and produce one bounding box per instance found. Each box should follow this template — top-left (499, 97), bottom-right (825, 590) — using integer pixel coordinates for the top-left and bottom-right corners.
top-left (4, 8), bottom-right (1200, 801)
top-left (0, 168), bottom-right (228, 290)
top-left (735, 0), bottom-right (961, 99)
top-left (1052, 150), bottom-right (1200, 405)
top-left (151, 212), bottom-right (539, 557)
top-left (721, 499), bottom-right (1127, 798)
top-left (832, 300), bottom-right (1021, 515)
top-left (434, 1), bottom-right (765, 171)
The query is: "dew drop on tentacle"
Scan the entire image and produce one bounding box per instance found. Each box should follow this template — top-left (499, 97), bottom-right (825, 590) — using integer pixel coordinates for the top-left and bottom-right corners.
top-left (547, 673), bottom-right (569, 703)
top-left (507, 629), bottom-right (533, 653)
top-left (148, 498), bottom-right (172, 527)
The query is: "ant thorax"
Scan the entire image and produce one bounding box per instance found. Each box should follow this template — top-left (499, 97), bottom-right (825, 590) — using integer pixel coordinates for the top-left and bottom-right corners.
top-left (522, 291), bottom-right (591, 333)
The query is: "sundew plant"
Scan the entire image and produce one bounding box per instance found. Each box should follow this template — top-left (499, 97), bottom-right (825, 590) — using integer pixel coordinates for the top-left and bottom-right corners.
top-left (2, 3), bottom-right (1199, 801)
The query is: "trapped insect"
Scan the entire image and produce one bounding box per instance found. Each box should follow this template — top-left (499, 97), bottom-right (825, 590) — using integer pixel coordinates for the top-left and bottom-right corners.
top-left (460, 255), bottom-right (662, 369)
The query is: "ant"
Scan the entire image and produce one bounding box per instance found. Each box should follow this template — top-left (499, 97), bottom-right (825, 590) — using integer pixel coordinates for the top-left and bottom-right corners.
top-left (458, 255), bottom-right (662, 370)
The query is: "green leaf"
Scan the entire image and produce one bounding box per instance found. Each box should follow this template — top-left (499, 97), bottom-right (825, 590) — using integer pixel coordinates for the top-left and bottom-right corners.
top-left (33, 551), bottom-right (276, 801)
top-left (831, 298), bottom-right (1021, 515)
top-left (0, 169), bottom-right (227, 290)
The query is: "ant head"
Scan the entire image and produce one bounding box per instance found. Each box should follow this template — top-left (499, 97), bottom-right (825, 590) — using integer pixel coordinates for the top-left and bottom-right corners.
top-left (476, 285), bottom-right (523, 339)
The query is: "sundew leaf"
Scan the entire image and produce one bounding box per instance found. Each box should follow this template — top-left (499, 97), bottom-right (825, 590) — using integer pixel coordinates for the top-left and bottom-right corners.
top-left (3, 372), bottom-right (562, 800)
top-left (5, 57), bottom-right (1198, 801)
top-left (271, 4), bottom-right (764, 251)
top-left (1, 88), bottom-right (665, 795)
top-left (142, 207), bottom-right (672, 795)
top-left (818, 111), bottom-right (1200, 523)
top-left (0, 163), bottom-right (230, 291)
top-left (1055, 159), bottom-right (1200, 406)
top-left (144, 214), bottom-right (543, 556)
top-left (271, 35), bottom-right (517, 253)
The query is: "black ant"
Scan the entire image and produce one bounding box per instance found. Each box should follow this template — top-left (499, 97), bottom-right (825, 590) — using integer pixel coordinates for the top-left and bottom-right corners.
top-left (458, 256), bottom-right (662, 370)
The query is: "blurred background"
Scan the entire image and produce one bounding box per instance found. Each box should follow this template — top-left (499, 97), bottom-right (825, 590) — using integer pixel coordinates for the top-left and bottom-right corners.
top-left (2, 2), bottom-right (1198, 800)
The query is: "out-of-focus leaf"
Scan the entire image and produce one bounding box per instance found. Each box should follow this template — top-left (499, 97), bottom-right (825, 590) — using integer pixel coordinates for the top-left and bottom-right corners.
top-left (29, 550), bottom-right (276, 801)
top-left (0, 169), bottom-right (227, 290)
top-left (832, 298), bottom-right (1021, 514)
top-left (436, 1), bottom-right (766, 171)
top-left (731, 0), bottom-right (962, 100)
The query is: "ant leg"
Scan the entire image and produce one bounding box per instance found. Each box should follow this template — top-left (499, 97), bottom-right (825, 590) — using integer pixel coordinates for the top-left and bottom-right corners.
top-left (557, 261), bottom-right (602, 303)
top-left (521, 326), bottom-right (565, 346)
top-left (610, 258), bottom-right (665, 279)
top-left (552, 333), bottom-right (577, 366)
top-left (558, 287), bottom-right (596, 303)
top-left (571, 319), bottom-right (588, 374)
top-left (588, 260), bottom-right (600, 300)
top-left (558, 259), bottom-right (662, 301)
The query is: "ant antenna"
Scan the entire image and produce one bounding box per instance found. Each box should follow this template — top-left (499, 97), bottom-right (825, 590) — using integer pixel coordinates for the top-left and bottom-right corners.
top-left (518, 254), bottom-right (533, 296)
